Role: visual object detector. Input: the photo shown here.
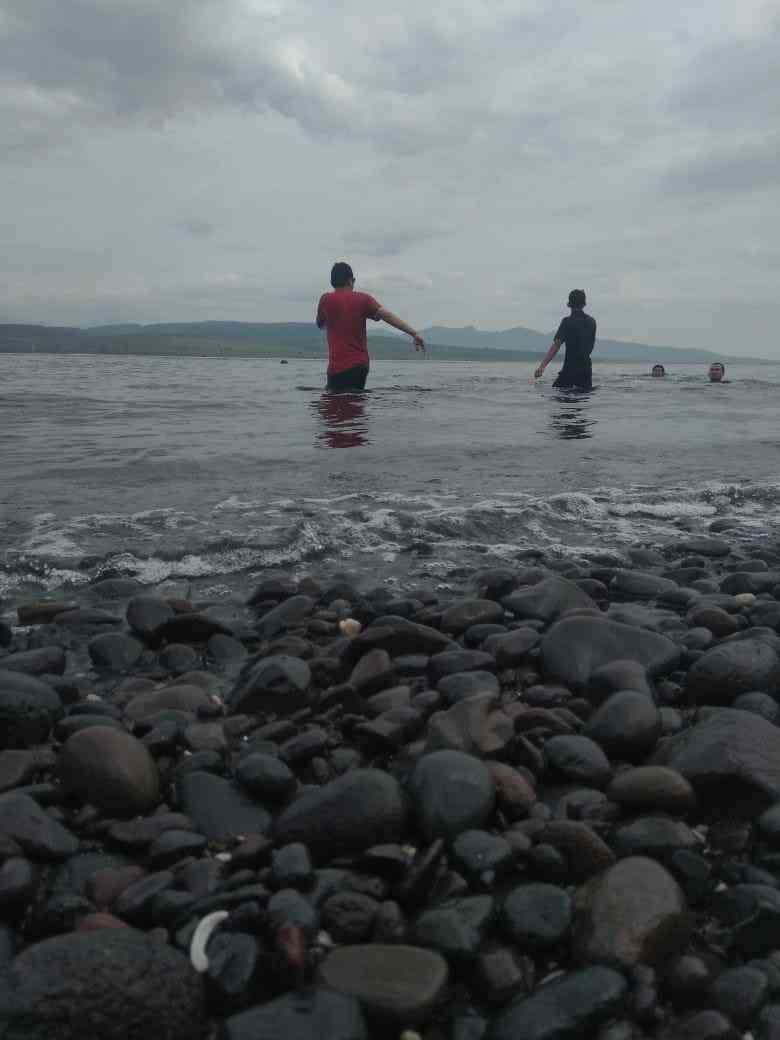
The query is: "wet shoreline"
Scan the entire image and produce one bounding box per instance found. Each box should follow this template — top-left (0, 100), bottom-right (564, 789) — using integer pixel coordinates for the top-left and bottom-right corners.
top-left (3, 532), bottom-right (780, 1036)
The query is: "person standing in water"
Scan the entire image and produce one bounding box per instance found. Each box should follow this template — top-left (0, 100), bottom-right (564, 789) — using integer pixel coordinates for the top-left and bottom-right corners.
top-left (316, 261), bottom-right (425, 391)
top-left (534, 289), bottom-right (597, 389)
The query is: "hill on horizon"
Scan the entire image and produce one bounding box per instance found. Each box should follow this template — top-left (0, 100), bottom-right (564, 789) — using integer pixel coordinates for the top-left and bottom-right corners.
top-left (0, 319), bottom-right (768, 363)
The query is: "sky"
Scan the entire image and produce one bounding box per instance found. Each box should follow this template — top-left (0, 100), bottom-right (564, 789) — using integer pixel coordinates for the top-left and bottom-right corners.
top-left (1, 0), bottom-right (779, 354)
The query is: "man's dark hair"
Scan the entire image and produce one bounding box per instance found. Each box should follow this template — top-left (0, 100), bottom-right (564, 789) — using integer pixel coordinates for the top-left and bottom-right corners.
top-left (568, 289), bottom-right (587, 308)
top-left (331, 262), bottom-right (354, 288)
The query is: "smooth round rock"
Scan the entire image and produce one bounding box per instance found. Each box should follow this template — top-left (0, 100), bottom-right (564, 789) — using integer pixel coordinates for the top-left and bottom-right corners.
top-left (687, 640), bottom-right (780, 705)
top-left (235, 753), bottom-right (296, 803)
top-left (126, 596), bottom-right (174, 642)
top-left (733, 692), bottom-right (780, 724)
top-left (318, 944), bottom-right (448, 1024)
top-left (584, 691), bottom-right (661, 761)
top-left (572, 856), bottom-right (691, 969)
top-left (652, 709), bottom-right (780, 816)
top-left (228, 655), bottom-right (311, 714)
top-left (59, 727), bottom-right (159, 818)
top-left (0, 674), bottom-right (62, 749)
top-left (545, 735), bottom-right (612, 788)
top-left (409, 750), bottom-right (495, 841)
top-left (542, 616), bottom-right (680, 690)
top-left (275, 769), bottom-right (406, 859)
top-left (710, 965), bottom-right (769, 1025)
top-left (88, 633), bottom-right (143, 672)
top-left (501, 883), bottom-right (572, 951)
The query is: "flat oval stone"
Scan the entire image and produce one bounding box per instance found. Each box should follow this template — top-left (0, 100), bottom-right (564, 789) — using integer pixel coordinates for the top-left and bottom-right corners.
top-left (607, 767), bottom-right (696, 815)
top-left (490, 965), bottom-right (628, 1040)
top-left (612, 817), bottom-right (698, 860)
top-left (318, 944), bottom-right (448, 1024)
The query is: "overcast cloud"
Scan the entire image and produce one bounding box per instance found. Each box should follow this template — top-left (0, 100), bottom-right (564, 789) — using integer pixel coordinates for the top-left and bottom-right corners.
top-left (1, 0), bottom-right (779, 353)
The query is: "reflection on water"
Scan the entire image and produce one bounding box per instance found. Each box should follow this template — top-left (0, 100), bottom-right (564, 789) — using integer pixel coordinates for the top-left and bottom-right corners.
top-left (548, 389), bottom-right (597, 440)
top-left (313, 392), bottom-right (370, 448)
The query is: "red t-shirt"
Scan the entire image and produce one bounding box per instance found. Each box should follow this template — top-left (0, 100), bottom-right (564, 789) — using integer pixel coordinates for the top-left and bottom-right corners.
top-left (316, 288), bottom-right (381, 375)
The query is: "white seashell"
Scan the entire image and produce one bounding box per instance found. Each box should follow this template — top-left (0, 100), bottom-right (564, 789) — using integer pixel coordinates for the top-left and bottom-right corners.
top-left (339, 618), bottom-right (362, 637)
top-left (734, 593), bottom-right (756, 607)
top-left (214, 852), bottom-right (232, 863)
top-left (190, 910), bottom-right (229, 973)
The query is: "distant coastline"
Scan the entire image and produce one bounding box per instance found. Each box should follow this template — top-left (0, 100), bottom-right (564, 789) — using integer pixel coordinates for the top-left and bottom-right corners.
top-left (0, 321), bottom-right (770, 364)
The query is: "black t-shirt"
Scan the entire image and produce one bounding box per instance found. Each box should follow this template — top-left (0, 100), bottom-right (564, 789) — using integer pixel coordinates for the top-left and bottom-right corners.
top-left (555, 312), bottom-right (597, 370)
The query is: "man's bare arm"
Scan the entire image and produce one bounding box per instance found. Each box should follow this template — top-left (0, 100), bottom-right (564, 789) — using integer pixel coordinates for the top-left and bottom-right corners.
top-left (535, 339), bottom-right (561, 379)
top-left (376, 307), bottom-right (425, 351)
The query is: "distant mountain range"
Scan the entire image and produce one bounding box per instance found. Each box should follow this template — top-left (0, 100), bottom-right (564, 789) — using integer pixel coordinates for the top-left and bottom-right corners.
top-left (0, 320), bottom-right (766, 363)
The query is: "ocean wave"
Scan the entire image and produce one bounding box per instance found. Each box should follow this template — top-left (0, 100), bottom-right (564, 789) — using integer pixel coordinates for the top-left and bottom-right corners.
top-left (4, 478), bottom-right (780, 599)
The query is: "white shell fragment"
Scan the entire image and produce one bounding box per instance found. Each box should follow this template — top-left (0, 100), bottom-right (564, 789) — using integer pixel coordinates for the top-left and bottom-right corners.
top-left (339, 618), bottom-right (362, 637)
top-left (190, 910), bottom-right (229, 973)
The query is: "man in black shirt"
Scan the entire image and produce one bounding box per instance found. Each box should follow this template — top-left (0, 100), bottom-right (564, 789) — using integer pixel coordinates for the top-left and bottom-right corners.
top-left (534, 289), bottom-right (597, 389)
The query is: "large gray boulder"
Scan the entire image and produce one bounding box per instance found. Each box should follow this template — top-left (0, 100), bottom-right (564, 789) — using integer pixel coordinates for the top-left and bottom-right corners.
top-left (541, 616), bottom-right (680, 690)
top-left (653, 708), bottom-right (780, 815)
top-left (0, 927), bottom-right (206, 1039)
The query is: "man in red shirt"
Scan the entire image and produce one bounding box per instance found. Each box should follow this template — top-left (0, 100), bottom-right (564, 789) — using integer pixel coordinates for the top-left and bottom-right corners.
top-left (316, 261), bottom-right (425, 390)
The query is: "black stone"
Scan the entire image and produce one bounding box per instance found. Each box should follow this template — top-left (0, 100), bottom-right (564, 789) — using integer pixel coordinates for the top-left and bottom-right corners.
top-left (490, 965), bottom-right (628, 1040)
top-left (176, 771), bottom-right (271, 842)
top-left (501, 883), bottom-right (572, 951)
top-left (274, 769), bottom-right (406, 860)
top-left (223, 987), bottom-right (366, 1040)
top-left (409, 750), bottom-right (495, 841)
top-left (545, 735), bottom-right (612, 788)
top-left (0, 793), bottom-right (78, 860)
top-left (413, 895), bottom-right (494, 964)
top-left (228, 655), bottom-right (311, 715)
top-left (542, 616), bottom-right (680, 690)
top-left (584, 691), bottom-right (661, 761)
top-left (0, 927), bottom-right (206, 1040)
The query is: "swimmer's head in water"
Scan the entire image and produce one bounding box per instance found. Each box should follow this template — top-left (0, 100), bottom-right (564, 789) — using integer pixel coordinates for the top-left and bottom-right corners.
top-left (567, 289), bottom-right (587, 309)
top-left (709, 362), bottom-right (725, 382)
top-left (331, 262), bottom-right (354, 288)
top-left (651, 364), bottom-right (666, 377)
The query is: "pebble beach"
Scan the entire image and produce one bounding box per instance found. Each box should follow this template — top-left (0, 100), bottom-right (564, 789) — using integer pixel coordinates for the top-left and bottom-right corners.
top-left (4, 532), bottom-right (780, 1039)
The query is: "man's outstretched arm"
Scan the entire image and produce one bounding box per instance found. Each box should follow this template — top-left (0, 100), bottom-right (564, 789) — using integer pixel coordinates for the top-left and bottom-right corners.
top-left (535, 339), bottom-right (561, 379)
top-left (376, 307), bottom-right (425, 351)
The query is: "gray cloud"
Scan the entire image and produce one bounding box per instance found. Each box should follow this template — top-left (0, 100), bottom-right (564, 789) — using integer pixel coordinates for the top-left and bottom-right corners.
top-left (661, 135), bottom-right (780, 198)
top-left (343, 226), bottom-right (452, 258)
top-left (175, 217), bottom-right (218, 238)
top-left (1, 0), bottom-right (780, 353)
